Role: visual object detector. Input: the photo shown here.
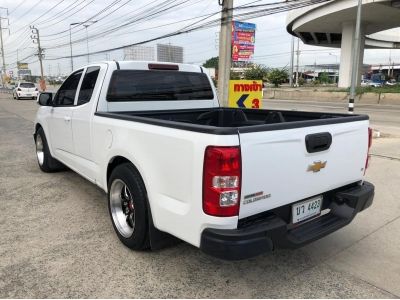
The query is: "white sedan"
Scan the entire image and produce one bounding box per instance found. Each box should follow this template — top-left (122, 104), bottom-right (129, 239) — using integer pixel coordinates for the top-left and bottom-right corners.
top-left (12, 82), bottom-right (39, 100)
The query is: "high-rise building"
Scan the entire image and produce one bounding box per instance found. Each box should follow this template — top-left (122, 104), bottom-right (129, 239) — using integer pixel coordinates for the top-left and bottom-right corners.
top-left (123, 46), bottom-right (155, 61)
top-left (156, 44), bottom-right (184, 63)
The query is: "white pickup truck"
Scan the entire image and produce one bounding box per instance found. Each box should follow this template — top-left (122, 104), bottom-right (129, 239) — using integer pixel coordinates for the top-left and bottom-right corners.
top-left (34, 61), bottom-right (374, 260)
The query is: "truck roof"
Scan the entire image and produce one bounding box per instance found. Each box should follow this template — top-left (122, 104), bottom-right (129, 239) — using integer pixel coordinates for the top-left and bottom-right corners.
top-left (104, 61), bottom-right (204, 73)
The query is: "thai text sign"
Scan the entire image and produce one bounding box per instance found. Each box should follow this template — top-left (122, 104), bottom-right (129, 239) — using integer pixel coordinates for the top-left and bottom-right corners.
top-left (229, 80), bottom-right (263, 109)
top-left (232, 21), bottom-right (256, 62)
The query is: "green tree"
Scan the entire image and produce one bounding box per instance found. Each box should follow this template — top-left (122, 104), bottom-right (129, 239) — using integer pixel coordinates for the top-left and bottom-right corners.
top-left (230, 71), bottom-right (242, 80)
top-left (243, 64), bottom-right (268, 80)
top-left (267, 68), bottom-right (289, 87)
top-left (203, 57), bottom-right (219, 69)
top-left (319, 72), bottom-right (331, 84)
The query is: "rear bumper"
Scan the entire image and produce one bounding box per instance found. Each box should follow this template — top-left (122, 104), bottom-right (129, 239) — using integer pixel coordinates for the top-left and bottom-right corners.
top-left (200, 181), bottom-right (374, 260)
top-left (17, 92), bottom-right (38, 98)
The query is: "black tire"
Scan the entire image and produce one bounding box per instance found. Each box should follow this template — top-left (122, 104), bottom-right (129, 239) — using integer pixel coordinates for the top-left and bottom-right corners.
top-left (34, 127), bottom-right (65, 172)
top-left (108, 163), bottom-right (150, 250)
top-left (12, 93), bottom-right (16, 99)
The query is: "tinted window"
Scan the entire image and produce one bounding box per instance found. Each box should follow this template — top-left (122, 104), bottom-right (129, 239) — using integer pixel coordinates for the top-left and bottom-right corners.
top-left (78, 66), bottom-right (100, 105)
top-left (54, 70), bottom-right (83, 106)
top-left (20, 83), bottom-right (35, 88)
top-left (107, 70), bottom-right (214, 101)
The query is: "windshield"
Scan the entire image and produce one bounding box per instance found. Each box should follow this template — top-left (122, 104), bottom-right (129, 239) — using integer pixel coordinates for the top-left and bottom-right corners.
top-left (20, 83), bottom-right (35, 88)
top-left (107, 70), bottom-right (214, 101)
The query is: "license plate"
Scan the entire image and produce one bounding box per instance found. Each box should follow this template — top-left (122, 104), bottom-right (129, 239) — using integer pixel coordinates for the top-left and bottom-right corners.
top-left (26, 94), bottom-right (31, 96)
top-left (292, 196), bottom-right (322, 224)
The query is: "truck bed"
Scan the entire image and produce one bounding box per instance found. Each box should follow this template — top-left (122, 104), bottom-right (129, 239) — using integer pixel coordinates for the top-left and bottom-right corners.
top-left (95, 108), bottom-right (368, 135)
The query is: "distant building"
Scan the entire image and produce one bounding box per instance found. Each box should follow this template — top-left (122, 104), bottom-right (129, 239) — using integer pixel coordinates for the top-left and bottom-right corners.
top-left (17, 69), bottom-right (32, 79)
top-left (370, 64), bottom-right (400, 81)
top-left (156, 44), bottom-right (183, 63)
top-left (123, 46), bottom-right (155, 61)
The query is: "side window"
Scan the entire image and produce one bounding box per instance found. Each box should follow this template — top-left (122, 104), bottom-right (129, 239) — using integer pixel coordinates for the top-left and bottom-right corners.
top-left (54, 69), bottom-right (83, 106)
top-left (77, 66), bottom-right (100, 105)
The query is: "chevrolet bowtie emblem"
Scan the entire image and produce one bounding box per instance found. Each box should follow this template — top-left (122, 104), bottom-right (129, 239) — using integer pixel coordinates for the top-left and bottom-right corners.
top-left (308, 161), bottom-right (327, 173)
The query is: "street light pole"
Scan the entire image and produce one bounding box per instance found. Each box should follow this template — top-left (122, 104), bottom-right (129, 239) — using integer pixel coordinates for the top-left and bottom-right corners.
top-left (348, 0), bottom-right (363, 114)
top-left (289, 36), bottom-right (295, 87)
top-left (70, 21), bottom-right (96, 67)
top-left (295, 38), bottom-right (300, 87)
top-left (84, 24), bottom-right (90, 63)
top-left (329, 53), bottom-right (338, 85)
top-left (69, 23), bottom-right (76, 72)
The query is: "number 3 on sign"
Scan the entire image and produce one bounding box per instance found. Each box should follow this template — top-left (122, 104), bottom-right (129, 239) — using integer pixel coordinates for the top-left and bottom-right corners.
top-left (252, 98), bottom-right (260, 109)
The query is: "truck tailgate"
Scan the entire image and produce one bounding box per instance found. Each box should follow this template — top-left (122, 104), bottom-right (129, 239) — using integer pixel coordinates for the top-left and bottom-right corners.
top-left (238, 120), bottom-right (369, 219)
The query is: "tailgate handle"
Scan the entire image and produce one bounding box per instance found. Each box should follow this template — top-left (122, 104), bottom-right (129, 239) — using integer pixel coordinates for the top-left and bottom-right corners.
top-left (305, 132), bottom-right (332, 153)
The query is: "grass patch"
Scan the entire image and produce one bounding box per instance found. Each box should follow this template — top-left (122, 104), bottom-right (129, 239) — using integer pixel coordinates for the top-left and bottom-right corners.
top-left (328, 85), bottom-right (400, 94)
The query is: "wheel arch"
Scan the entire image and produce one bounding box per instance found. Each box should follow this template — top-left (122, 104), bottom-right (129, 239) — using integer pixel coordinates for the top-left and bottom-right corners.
top-left (106, 156), bottom-right (145, 188)
top-left (34, 123), bottom-right (42, 134)
top-left (105, 155), bottom-right (179, 249)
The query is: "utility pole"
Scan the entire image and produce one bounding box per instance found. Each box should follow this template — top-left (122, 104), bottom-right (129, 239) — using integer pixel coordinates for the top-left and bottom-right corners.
top-left (30, 25), bottom-right (45, 90)
top-left (348, 0), bottom-right (363, 114)
top-left (0, 8), bottom-right (9, 87)
top-left (295, 38), bottom-right (300, 87)
top-left (289, 36), bottom-right (295, 87)
top-left (217, 0), bottom-right (233, 107)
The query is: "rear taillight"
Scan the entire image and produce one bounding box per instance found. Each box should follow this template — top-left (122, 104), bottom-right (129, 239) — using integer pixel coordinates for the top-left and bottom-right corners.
top-left (365, 127), bottom-right (372, 174)
top-left (203, 146), bottom-right (241, 217)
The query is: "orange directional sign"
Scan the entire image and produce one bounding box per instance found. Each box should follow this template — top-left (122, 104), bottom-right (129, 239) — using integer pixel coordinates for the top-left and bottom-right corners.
top-left (228, 80), bottom-right (263, 109)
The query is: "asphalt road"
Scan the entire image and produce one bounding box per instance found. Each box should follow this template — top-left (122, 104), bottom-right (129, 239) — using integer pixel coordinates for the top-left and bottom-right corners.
top-left (1, 93), bottom-right (399, 298)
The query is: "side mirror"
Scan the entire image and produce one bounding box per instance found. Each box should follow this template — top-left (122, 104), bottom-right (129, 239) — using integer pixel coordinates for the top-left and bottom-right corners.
top-left (37, 92), bottom-right (53, 106)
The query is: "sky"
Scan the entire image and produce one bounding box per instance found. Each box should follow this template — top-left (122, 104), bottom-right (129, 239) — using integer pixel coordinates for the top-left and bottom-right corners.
top-left (1, 0), bottom-right (400, 77)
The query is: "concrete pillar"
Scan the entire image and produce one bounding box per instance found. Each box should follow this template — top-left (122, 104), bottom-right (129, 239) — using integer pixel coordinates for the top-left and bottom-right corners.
top-left (338, 22), bottom-right (365, 88)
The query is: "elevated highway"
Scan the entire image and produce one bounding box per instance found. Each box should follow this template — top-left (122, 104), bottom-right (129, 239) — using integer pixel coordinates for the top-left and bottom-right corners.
top-left (287, 0), bottom-right (400, 87)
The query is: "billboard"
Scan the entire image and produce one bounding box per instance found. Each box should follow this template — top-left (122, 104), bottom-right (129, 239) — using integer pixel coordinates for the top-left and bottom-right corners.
top-left (231, 21), bottom-right (256, 62)
top-left (17, 62), bottom-right (29, 70)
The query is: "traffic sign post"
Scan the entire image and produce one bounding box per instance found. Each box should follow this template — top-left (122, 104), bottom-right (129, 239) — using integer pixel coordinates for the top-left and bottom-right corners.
top-left (228, 80), bottom-right (263, 109)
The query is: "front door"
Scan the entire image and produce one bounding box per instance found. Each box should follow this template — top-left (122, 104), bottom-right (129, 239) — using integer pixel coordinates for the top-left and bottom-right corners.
top-left (48, 69), bottom-right (83, 158)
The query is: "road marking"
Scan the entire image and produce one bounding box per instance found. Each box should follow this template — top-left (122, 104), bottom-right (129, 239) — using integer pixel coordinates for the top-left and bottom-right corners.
top-left (370, 153), bottom-right (400, 161)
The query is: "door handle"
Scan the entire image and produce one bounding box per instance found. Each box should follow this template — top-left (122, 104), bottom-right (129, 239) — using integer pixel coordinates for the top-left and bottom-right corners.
top-left (64, 116), bottom-right (71, 123)
top-left (305, 132), bottom-right (332, 153)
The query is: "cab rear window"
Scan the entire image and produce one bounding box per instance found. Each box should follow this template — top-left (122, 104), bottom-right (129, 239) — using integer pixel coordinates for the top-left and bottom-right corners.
top-left (107, 70), bottom-right (214, 101)
top-left (20, 83), bottom-right (35, 88)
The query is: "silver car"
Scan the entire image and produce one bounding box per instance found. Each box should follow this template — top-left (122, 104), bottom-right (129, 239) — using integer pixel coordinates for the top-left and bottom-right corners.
top-left (12, 82), bottom-right (39, 100)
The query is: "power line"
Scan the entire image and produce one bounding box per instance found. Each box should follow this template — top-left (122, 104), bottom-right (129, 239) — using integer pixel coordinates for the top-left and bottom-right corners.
top-left (42, 0), bottom-right (189, 40)
top-left (46, 2), bottom-right (216, 50)
top-left (41, 0), bottom-right (126, 37)
top-left (8, 0), bottom-right (44, 26)
top-left (8, 0), bottom-right (27, 15)
top-left (29, 0), bottom-right (67, 25)
top-left (43, 0), bottom-right (331, 61)
top-left (36, 0), bottom-right (85, 25)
